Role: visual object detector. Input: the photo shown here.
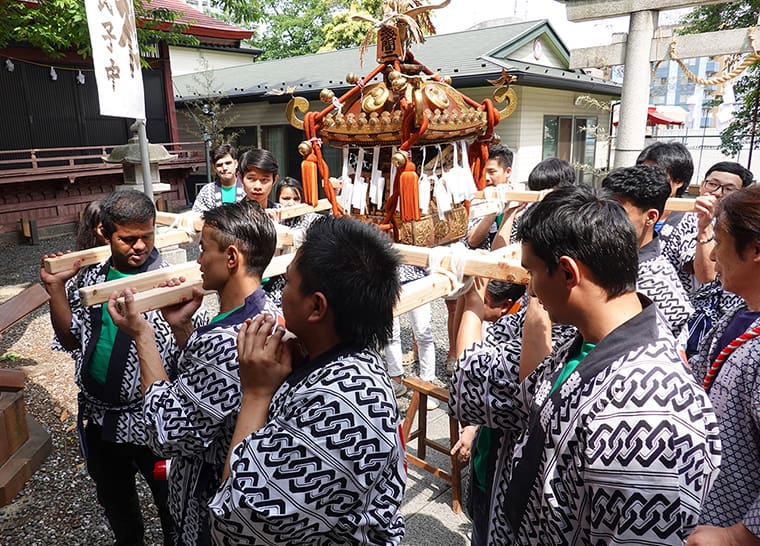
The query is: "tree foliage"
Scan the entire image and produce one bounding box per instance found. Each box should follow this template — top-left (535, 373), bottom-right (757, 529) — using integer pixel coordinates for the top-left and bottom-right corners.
top-left (0, 0), bottom-right (196, 60)
top-left (214, 0), bottom-right (382, 60)
top-left (678, 1), bottom-right (760, 159)
top-left (320, 0), bottom-right (383, 53)
top-left (181, 56), bottom-right (243, 148)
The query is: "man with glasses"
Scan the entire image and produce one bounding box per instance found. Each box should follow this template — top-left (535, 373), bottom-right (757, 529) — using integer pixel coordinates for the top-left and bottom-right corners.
top-left (686, 162), bottom-right (755, 357)
top-left (693, 162), bottom-right (755, 285)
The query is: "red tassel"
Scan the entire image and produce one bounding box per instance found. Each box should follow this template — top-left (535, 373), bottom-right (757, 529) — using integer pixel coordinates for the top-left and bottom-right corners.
top-left (399, 160), bottom-right (420, 222)
top-left (469, 140), bottom-right (487, 190)
top-left (301, 153), bottom-right (319, 207)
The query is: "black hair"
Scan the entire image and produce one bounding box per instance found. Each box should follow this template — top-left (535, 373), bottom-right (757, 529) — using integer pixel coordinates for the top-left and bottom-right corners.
top-left (488, 144), bottom-right (514, 169)
top-left (602, 164), bottom-right (671, 217)
top-left (705, 161), bottom-right (755, 188)
top-left (635, 141), bottom-right (693, 197)
top-left (527, 158), bottom-right (577, 191)
top-left (716, 186), bottom-right (760, 256)
top-left (275, 177), bottom-right (304, 202)
top-left (516, 184), bottom-right (638, 299)
top-left (100, 190), bottom-right (155, 238)
top-left (486, 280), bottom-right (526, 305)
top-left (76, 200), bottom-right (103, 250)
top-left (202, 199), bottom-right (276, 278)
top-left (237, 148), bottom-right (279, 177)
top-left (211, 143), bottom-right (236, 164)
top-left (295, 216), bottom-right (401, 350)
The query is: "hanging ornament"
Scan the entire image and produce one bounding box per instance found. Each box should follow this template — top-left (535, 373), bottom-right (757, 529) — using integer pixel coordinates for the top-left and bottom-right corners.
top-left (5, 59), bottom-right (14, 72)
top-left (49, 67), bottom-right (58, 81)
top-left (76, 70), bottom-right (85, 85)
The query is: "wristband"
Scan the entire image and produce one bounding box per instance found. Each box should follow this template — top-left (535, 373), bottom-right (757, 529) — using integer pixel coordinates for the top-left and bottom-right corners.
top-left (697, 234), bottom-right (714, 244)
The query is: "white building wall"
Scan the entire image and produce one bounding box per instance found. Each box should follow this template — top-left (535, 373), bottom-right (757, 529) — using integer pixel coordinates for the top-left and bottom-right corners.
top-left (169, 46), bottom-right (255, 77)
top-left (459, 86), bottom-right (612, 184)
top-left (510, 37), bottom-right (566, 67)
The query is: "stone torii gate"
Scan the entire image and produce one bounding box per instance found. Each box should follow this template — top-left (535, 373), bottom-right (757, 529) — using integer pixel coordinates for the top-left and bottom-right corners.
top-left (558, 0), bottom-right (760, 168)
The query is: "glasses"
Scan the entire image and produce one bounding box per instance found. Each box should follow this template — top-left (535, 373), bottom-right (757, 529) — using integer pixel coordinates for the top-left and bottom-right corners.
top-left (702, 179), bottom-right (740, 195)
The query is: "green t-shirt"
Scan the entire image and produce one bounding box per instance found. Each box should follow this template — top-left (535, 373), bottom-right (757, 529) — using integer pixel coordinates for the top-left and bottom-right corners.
top-left (211, 304), bottom-right (243, 324)
top-left (221, 184), bottom-right (237, 204)
top-left (472, 426), bottom-right (495, 493)
top-left (88, 267), bottom-right (135, 384)
top-left (549, 342), bottom-right (595, 396)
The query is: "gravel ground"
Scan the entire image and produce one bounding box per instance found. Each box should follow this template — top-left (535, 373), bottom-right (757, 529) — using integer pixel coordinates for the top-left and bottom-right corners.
top-left (0, 234), bottom-right (453, 545)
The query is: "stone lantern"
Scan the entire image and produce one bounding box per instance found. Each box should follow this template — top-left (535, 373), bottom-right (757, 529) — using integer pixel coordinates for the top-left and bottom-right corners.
top-left (103, 132), bottom-right (177, 194)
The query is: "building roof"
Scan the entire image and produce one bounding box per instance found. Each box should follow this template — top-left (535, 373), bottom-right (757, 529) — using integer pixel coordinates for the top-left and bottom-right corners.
top-left (145, 0), bottom-right (253, 41)
top-left (173, 19), bottom-right (621, 102)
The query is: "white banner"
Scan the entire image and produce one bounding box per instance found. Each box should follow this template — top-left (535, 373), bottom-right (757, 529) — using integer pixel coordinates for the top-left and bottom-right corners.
top-left (85, 0), bottom-right (145, 119)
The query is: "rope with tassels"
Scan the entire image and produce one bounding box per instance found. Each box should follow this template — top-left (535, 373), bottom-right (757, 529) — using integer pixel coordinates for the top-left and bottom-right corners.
top-left (303, 112), bottom-right (344, 217)
top-left (468, 99), bottom-right (500, 192)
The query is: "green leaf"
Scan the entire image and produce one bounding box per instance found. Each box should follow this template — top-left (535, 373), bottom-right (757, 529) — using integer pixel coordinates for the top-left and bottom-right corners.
top-left (0, 353), bottom-right (21, 362)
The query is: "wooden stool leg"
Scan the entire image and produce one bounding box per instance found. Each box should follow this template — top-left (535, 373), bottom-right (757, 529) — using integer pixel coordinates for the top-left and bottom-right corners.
top-left (418, 393), bottom-right (428, 460)
top-left (402, 391), bottom-right (420, 441)
top-left (400, 377), bottom-right (464, 514)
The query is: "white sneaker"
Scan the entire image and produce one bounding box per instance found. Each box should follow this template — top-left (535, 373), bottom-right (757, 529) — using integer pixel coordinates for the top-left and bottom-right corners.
top-left (426, 397), bottom-right (438, 410)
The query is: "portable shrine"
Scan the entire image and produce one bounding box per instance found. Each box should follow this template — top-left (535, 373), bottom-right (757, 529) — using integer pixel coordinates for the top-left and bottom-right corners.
top-left (286, 0), bottom-right (517, 247)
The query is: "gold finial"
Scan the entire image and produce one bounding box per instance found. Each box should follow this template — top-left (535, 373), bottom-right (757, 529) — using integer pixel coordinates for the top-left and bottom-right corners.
top-left (352, 1), bottom-right (453, 64)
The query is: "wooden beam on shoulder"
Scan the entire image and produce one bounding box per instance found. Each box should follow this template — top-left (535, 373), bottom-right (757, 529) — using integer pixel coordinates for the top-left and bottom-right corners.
top-left (473, 189), bottom-right (697, 213)
top-left (395, 273), bottom-right (457, 316)
top-left (79, 261), bottom-right (202, 307)
top-left (43, 230), bottom-right (192, 274)
top-left (665, 197), bottom-right (697, 212)
top-left (155, 211), bottom-right (204, 232)
top-left (276, 199), bottom-right (332, 221)
top-left (394, 243), bottom-right (528, 284)
top-left (102, 253), bottom-right (296, 312)
top-left (154, 200), bottom-right (330, 233)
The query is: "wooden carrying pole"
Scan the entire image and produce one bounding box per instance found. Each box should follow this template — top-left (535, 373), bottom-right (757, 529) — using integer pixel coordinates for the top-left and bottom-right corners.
top-left (80, 253), bottom-right (297, 308)
top-left (43, 228), bottom-right (294, 275)
top-left (111, 268), bottom-right (466, 317)
top-left (79, 261), bottom-right (202, 307)
top-left (154, 199), bottom-right (332, 232)
top-left (91, 244), bottom-right (528, 314)
top-left (43, 230), bottom-right (193, 274)
top-left (395, 273), bottom-right (457, 316)
top-left (395, 243), bottom-right (528, 285)
top-left (472, 189), bottom-right (698, 213)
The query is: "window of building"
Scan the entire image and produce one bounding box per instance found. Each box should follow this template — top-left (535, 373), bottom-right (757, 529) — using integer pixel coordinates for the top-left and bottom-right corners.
top-left (542, 115), bottom-right (597, 184)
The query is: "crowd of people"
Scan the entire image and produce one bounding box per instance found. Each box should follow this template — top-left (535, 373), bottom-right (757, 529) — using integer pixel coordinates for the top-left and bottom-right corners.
top-left (38, 139), bottom-right (759, 545)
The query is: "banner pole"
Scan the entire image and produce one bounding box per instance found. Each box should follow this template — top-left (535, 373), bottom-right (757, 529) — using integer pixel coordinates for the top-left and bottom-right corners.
top-left (135, 120), bottom-right (154, 201)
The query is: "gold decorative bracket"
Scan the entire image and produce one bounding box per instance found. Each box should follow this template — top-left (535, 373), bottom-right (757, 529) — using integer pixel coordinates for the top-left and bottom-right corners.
top-left (488, 69), bottom-right (518, 120)
top-left (286, 97), bottom-right (310, 130)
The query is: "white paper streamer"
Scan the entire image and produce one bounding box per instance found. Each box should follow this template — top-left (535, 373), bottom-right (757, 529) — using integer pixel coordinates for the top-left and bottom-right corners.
top-left (369, 146), bottom-right (381, 206)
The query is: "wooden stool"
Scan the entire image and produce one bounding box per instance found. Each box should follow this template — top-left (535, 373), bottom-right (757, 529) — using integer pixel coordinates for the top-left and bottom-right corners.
top-left (401, 376), bottom-right (463, 513)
